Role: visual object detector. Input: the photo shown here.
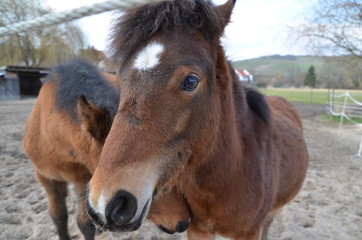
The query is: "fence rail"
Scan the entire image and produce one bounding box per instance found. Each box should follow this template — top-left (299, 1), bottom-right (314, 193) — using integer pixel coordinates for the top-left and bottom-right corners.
top-left (328, 91), bottom-right (362, 157)
top-left (328, 91), bottom-right (362, 128)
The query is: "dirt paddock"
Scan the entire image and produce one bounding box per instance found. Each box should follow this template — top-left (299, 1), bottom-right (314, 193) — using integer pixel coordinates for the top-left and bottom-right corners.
top-left (0, 99), bottom-right (361, 240)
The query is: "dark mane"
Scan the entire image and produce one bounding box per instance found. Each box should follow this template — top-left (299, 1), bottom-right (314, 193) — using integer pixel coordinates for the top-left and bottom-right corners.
top-left (245, 87), bottom-right (270, 125)
top-left (229, 63), bottom-right (270, 125)
top-left (45, 59), bottom-right (120, 121)
top-left (109, 0), bottom-right (226, 66)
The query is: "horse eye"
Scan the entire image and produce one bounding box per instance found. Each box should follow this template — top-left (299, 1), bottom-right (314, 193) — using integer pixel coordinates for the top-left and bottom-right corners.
top-left (182, 74), bottom-right (199, 91)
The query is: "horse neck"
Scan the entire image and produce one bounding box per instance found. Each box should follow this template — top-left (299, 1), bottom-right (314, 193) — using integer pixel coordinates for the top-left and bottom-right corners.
top-left (184, 52), bottom-right (264, 199)
top-left (69, 123), bottom-right (101, 172)
top-left (211, 64), bottom-right (250, 171)
top-left (210, 47), bottom-right (250, 168)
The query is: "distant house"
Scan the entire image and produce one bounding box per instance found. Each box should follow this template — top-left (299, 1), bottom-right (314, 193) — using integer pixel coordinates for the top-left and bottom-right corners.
top-left (235, 69), bottom-right (253, 82)
top-left (0, 66), bottom-right (50, 100)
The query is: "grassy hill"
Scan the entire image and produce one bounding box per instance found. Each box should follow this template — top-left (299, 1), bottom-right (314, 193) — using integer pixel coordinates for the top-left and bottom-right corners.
top-left (232, 55), bottom-right (324, 76)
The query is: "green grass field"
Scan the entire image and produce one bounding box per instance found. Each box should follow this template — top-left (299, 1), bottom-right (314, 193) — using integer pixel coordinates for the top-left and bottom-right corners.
top-left (320, 114), bottom-right (362, 124)
top-left (258, 88), bottom-right (362, 105)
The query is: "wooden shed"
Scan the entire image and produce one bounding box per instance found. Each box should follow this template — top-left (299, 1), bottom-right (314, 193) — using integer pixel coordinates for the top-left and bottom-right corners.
top-left (0, 66), bottom-right (50, 100)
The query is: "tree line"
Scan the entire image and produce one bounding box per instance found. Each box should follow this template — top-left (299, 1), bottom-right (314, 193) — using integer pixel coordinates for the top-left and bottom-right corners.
top-left (252, 55), bottom-right (362, 89)
top-left (0, 0), bottom-right (101, 67)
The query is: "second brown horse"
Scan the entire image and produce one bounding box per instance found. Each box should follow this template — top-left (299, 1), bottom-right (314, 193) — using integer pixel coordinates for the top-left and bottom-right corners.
top-left (23, 59), bottom-right (191, 240)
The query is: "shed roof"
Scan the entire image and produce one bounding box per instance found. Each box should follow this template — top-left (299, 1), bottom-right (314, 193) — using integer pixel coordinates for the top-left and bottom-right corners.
top-left (3, 66), bottom-right (50, 76)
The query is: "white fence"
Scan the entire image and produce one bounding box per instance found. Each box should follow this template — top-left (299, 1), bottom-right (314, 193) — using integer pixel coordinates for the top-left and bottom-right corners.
top-left (328, 91), bottom-right (362, 129)
top-left (328, 91), bottom-right (362, 156)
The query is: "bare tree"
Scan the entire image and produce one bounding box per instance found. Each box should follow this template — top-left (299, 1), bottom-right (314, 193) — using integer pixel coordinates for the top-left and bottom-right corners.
top-left (287, 65), bottom-right (303, 87)
top-left (0, 0), bottom-right (85, 66)
top-left (292, 0), bottom-right (362, 58)
top-left (343, 56), bottom-right (362, 88)
top-left (79, 46), bottom-right (102, 65)
top-left (318, 56), bottom-right (362, 89)
top-left (318, 59), bottom-right (342, 88)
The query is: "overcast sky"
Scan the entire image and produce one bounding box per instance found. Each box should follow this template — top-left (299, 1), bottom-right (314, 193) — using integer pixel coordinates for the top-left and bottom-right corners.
top-left (45, 0), bottom-right (308, 61)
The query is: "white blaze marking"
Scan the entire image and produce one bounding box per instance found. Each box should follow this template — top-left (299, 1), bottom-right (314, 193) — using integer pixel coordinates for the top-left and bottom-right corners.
top-left (89, 192), bottom-right (107, 223)
top-left (133, 42), bottom-right (164, 71)
top-left (98, 193), bottom-right (106, 217)
top-left (130, 173), bottom-right (157, 222)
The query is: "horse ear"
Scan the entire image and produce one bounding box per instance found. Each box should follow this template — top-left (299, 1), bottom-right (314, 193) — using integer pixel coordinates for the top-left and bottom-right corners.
top-left (216, 0), bottom-right (236, 29)
top-left (77, 95), bottom-right (112, 142)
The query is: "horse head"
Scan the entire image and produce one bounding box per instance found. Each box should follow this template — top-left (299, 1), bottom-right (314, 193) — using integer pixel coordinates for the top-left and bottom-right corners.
top-left (87, 0), bottom-right (236, 232)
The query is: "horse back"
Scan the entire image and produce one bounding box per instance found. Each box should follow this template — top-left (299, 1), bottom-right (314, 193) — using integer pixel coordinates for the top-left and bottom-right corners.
top-left (267, 96), bottom-right (303, 130)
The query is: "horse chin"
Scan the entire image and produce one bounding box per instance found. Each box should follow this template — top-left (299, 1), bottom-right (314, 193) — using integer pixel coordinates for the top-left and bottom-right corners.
top-left (158, 219), bottom-right (191, 234)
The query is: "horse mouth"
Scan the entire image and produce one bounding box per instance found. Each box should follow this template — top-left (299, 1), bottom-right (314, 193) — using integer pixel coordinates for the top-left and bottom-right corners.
top-left (86, 199), bottom-right (151, 232)
top-left (158, 217), bottom-right (191, 234)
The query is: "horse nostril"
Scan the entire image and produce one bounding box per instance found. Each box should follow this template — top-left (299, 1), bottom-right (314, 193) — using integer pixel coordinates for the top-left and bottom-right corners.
top-left (106, 190), bottom-right (137, 226)
top-left (110, 198), bottom-right (128, 224)
top-left (175, 220), bottom-right (190, 232)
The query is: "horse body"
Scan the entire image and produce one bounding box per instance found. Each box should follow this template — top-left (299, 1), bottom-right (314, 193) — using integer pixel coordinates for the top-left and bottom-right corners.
top-left (83, 0), bottom-right (308, 239)
top-left (23, 59), bottom-right (191, 240)
top-left (179, 92), bottom-right (308, 239)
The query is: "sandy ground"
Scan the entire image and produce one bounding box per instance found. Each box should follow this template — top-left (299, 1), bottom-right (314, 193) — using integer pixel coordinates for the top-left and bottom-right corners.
top-left (0, 99), bottom-right (361, 240)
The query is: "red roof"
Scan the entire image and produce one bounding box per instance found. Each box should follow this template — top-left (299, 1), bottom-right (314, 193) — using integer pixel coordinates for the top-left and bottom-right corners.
top-left (235, 69), bottom-right (251, 78)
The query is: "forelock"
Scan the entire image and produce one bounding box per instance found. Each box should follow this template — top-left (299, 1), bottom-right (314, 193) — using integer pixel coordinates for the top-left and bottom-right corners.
top-left (108, 0), bottom-right (225, 67)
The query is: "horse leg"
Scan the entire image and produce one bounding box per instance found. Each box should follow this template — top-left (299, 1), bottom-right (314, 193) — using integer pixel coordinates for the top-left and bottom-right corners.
top-left (74, 183), bottom-right (96, 240)
top-left (260, 218), bottom-right (273, 240)
top-left (36, 172), bottom-right (71, 240)
top-left (259, 210), bottom-right (279, 240)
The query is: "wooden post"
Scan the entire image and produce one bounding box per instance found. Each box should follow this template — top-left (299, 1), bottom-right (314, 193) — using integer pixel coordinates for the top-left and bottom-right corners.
top-left (357, 136), bottom-right (362, 157)
top-left (327, 88), bottom-right (330, 105)
top-left (338, 92), bottom-right (348, 131)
